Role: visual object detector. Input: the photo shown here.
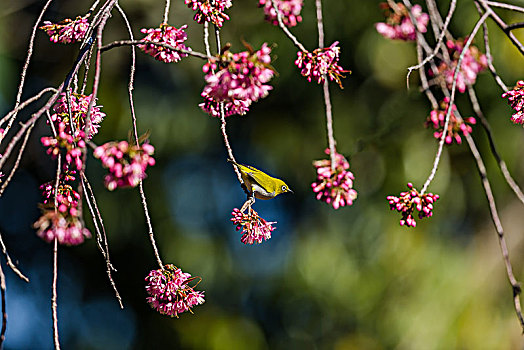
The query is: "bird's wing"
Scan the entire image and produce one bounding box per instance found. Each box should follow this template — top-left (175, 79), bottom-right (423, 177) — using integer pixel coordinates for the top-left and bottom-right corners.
top-left (243, 167), bottom-right (273, 191)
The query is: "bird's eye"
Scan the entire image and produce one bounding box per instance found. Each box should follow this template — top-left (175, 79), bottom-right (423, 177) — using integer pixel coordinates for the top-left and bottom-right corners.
top-left (281, 185), bottom-right (287, 191)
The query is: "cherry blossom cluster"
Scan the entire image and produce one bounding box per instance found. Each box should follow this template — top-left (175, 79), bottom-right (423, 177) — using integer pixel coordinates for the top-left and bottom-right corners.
top-left (311, 149), bottom-right (357, 210)
top-left (387, 183), bottom-right (439, 227)
top-left (259, 0), bottom-right (303, 27)
top-left (201, 43), bottom-right (274, 117)
top-left (94, 141), bottom-right (155, 191)
top-left (51, 92), bottom-right (106, 139)
top-left (426, 97), bottom-right (476, 145)
top-left (138, 24), bottom-right (191, 63)
top-left (199, 97), bottom-right (250, 118)
top-left (40, 16), bottom-right (89, 44)
top-left (41, 123), bottom-right (86, 170)
top-left (435, 39), bottom-right (487, 93)
top-left (34, 168), bottom-right (91, 245)
top-left (295, 42), bottom-right (349, 88)
top-left (502, 80), bottom-right (524, 125)
top-left (145, 264), bottom-right (205, 317)
top-left (375, 3), bottom-right (429, 41)
top-left (185, 0), bottom-right (232, 27)
top-left (231, 208), bottom-right (276, 245)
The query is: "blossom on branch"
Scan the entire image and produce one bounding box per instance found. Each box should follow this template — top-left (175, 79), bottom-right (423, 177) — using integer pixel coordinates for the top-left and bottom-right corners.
top-left (40, 16), bottom-right (89, 44)
top-left (51, 92), bottom-right (106, 139)
top-left (94, 140), bottom-right (156, 191)
top-left (41, 122), bottom-right (86, 170)
top-left (231, 208), bottom-right (275, 245)
top-left (295, 42), bottom-right (349, 88)
top-left (40, 169), bottom-right (80, 214)
top-left (199, 95), bottom-right (250, 117)
top-left (259, 0), bottom-right (303, 27)
top-left (34, 166), bottom-right (90, 245)
top-left (201, 43), bottom-right (274, 113)
top-left (426, 97), bottom-right (476, 145)
top-left (387, 183), bottom-right (439, 227)
top-left (434, 39), bottom-right (487, 93)
top-left (34, 210), bottom-right (91, 245)
top-left (375, 3), bottom-right (428, 41)
top-left (138, 24), bottom-right (191, 63)
top-left (185, 0), bottom-right (232, 27)
top-left (145, 264), bottom-right (205, 317)
top-left (312, 149), bottom-right (357, 209)
top-left (502, 80), bottom-right (524, 125)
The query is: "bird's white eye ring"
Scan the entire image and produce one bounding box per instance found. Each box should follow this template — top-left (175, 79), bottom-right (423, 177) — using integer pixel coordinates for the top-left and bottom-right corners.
top-left (281, 185), bottom-right (287, 191)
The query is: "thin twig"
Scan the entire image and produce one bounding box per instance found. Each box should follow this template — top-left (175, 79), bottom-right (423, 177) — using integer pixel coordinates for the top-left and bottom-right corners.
top-left (315, 0), bottom-right (337, 171)
top-left (0, 87), bottom-right (56, 131)
top-left (270, 0), bottom-right (307, 52)
top-left (206, 25), bottom-right (244, 185)
top-left (113, 3), bottom-right (164, 269)
top-left (464, 132), bottom-right (524, 331)
top-left (0, 232), bottom-right (29, 282)
top-left (4, 0), bottom-right (54, 137)
top-left (421, 11), bottom-right (489, 194)
top-left (163, 0), bottom-right (171, 24)
top-left (100, 40), bottom-right (212, 60)
top-left (0, 263), bottom-right (6, 347)
top-left (506, 22), bottom-right (524, 32)
top-left (407, 0), bottom-right (456, 88)
top-left (0, 122), bottom-right (35, 196)
top-left (467, 85), bottom-right (524, 204)
top-left (0, 88), bottom-right (62, 174)
top-left (51, 238), bottom-right (60, 350)
top-left (416, 41), bottom-right (438, 109)
top-left (484, 0), bottom-right (524, 13)
top-left (80, 173), bottom-right (123, 308)
top-left (315, 0), bottom-right (324, 48)
top-left (476, 0), bottom-right (524, 55)
top-left (475, 2), bottom-right (509, 92)
top-left (204, 22), bottom-right (212, 58)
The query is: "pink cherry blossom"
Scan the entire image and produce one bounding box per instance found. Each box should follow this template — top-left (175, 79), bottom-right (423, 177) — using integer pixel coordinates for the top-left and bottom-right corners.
top-left (258, 0), bottom-right (303, 27)
top-left (40, 16), bottom-right (89, 44)
top-left (502, 80), bottom-right (524, 125)
top-left (41, 121), bottom-right (87, 170)
top-left (199, 94), bottom-right (251, 117)
top-left (435, 39), bottom-right (487, 93)
top-left (94, 140), bottom-right (155, 191)
top-left (231, 208), bottom-right (275, 245)
top-left (426, 97), bottom-right (476, 145)
top-left (387, 183), bottom-right (439, 227)
top-left (34, 210), bottom-right (91, 245)
top-left (138, 24), bottom-right (191, 63)
top-left (375, 3), bottom-right (429, 41)
top-left (201, 43), bottom-right (274, 109)
top-left (312, 149), bottom-right (357, 209)
top-left (295, 42), bottom-right (349, 88)
top-left (51, 92), bottom-right (105, 139)
top-left (184, 0), bottom-right (232, 27)
top-left (145, 264), bottom-right (205, 317)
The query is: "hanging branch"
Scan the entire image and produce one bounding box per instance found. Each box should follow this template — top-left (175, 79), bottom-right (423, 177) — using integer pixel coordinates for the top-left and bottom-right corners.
top-left (475, 0), bottom-right (524, 55)
top-left (464, 132), bottom-right (524, 331)
top-left (4, 0), bottom-right (54, 137)
top-left (51, 238), bottom-right (60, 350)
top-left (420, 12), bottom-right (489, 194)
top-left (406, 0), bottom-right (456, 87)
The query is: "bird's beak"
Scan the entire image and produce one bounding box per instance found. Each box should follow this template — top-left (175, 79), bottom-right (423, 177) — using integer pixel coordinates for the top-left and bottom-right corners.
top-left (288, 188), bottom-right (294, 194)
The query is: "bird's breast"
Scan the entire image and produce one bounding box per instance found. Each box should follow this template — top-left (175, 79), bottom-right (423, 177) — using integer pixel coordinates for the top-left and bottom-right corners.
top-left (251, 183), bottom-right (275, 200)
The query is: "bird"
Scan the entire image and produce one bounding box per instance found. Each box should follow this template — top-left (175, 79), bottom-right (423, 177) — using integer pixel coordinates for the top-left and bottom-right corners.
top-left (228, 159), bottom-right (293, 200)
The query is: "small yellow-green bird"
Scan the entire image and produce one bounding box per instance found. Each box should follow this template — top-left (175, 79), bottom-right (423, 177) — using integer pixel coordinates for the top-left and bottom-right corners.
top-left (228, 159), bottom-right (293, 200)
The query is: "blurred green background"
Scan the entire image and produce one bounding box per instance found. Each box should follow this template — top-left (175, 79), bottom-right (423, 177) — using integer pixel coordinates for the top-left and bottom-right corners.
top-left (1, 0), bottom-right (524, 349)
